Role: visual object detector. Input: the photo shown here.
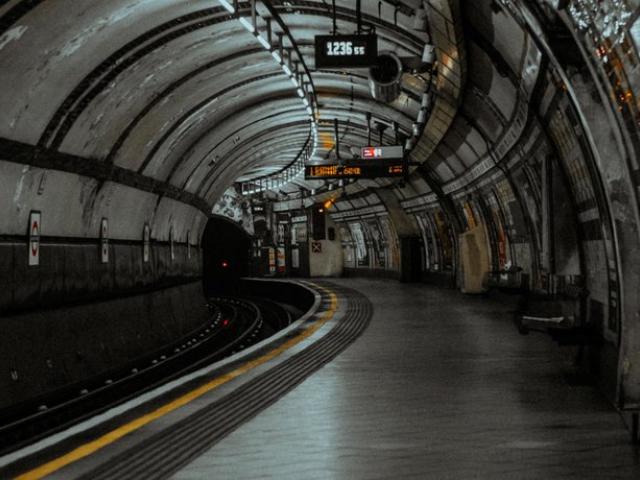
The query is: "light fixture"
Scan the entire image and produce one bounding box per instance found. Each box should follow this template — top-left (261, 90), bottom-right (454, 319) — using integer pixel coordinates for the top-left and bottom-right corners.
top-left (219, 0), bottom-right (235, 13)
top-left (238, 17), bottom-right (255, 33)
top-left (256, 34), bottom-right (271, 50)
top-left (215, 0), bottom-right (318, 195)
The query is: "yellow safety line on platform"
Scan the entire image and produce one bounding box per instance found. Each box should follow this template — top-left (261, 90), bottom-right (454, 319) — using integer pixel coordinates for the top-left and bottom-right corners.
top-left (16, 284), bottom-right (337, 480)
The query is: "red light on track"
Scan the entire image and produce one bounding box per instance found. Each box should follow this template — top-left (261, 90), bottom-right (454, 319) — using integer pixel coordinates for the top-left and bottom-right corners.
top-left (221, 260), bottom-right (229, 268)
top-left (222, 319), bottom-right (230, 327)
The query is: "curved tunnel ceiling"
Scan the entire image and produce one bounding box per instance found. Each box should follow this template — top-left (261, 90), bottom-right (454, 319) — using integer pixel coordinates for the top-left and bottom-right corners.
top-left (3, 0), bottom-right (640, 414)
top-left (0, 0), bottom-right (439, 204)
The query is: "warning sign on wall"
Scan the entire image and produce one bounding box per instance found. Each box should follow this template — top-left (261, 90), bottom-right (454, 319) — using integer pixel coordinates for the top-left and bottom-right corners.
top-left (268, 247), bottom-right (276, 274)
top-left (170, 227), bottom-right (175, 261)
top-left (143, 224), bottom-right (150, 263)
top-left (312, 241), bottom-right (322, 253)
top-left (28, 211), bottom-right (41, 266)
top-left (100, 217), bottom-right (109, 264)
top-left (277, 246), bottom-right (286, 273)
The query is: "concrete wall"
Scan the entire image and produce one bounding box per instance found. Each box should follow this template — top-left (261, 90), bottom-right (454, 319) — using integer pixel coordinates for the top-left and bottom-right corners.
top-left (0, 241), bottom-right (201, 315)
top-left (0, 281), bottom-right (209, 410)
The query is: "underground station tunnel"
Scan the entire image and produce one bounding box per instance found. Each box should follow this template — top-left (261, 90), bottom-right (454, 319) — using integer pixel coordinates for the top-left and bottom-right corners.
top-left (2, 0), bottom-right (640, 478)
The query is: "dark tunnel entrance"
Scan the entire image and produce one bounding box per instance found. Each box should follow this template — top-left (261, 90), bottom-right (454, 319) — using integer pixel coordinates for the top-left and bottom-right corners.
top-left (202, 216), bottom-right (252, 296)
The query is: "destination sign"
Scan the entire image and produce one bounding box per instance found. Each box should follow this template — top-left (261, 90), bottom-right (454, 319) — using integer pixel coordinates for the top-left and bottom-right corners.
top-left (360, 145), bottom-right (404, 159)
top-left (315, 34), bottom-right (378, 69)
top-left (305, 163), bottom-right (406, 180)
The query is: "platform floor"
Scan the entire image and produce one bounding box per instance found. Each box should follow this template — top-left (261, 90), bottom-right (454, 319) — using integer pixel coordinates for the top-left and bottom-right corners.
top-left (173, 278), bottom-right (640, 479)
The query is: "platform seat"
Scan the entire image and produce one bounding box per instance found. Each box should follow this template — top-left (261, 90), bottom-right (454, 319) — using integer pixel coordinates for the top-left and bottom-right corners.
top-left (515, 284), bottom-right (589, 345)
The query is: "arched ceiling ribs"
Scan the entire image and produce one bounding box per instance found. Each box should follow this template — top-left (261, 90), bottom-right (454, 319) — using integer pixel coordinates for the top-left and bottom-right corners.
top-left (260, 0), bottom-right (318, 102)
top-left (192, 125), bottom-right (312, 186)
top-left (271, 0), bottom-right (427, 54)
top-left (39, 7), bottom-right (229, 150)
top-left (317, 87), bottom-right (419, 114)
top-left (139, 84), bottom-right (306, 175)
top-left (106, 46), bottom-right (267, 164)
top-left (220, 131), bottom-right (312, 170)
top-left (313, 70), bottom-right (422, 102)
top-left (0, 1), bottom-right (45, 37)
top-left (194, 119), bottom-right (316, 195)
top-left (178, 109), bottom-right (310, 190)
top-left (167, 101), bottom-right (312, 187)
top-left (161, 92), bottom-right (414, 188)
top-left (213, 138), bottom-right (308, 180)
top-left (315, 99), bottom-right (416, 132)
top-left (211, 110), bottom-right (399, 170)
top-left (191, 111), bottom-right (397, 188)
top-left (147, 80), bottom-right (414, 182)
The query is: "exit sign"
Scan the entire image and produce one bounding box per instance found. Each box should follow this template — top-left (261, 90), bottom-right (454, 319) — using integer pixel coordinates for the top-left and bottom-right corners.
top-left (315, 34), bottom-right (378, 69)
top-left (360, 145), bottom-right (404, 159)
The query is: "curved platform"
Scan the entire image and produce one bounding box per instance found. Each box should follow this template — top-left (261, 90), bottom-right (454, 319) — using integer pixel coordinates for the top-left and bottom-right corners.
top-left (1, 280), bottom-right (371, 479)
top-left (4, 279), bottom-right (640, 479)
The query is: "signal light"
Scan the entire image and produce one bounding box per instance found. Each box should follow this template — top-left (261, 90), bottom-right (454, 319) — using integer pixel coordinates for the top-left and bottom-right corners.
top-left (222, 319), bottom-right (230, 327)
top-left (221, 260), bottom-right (229, 268)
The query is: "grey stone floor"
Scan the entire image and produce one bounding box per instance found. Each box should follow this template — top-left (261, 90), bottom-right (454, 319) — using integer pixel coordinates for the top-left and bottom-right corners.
top-left (172, 279), bottom-right (640, 479)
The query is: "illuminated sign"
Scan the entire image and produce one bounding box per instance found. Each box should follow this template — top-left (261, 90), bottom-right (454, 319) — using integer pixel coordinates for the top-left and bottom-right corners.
top-left (315, 34), bottom-right (378, 69)
top-left (305, 163), bottom-right (406, 179)
top-left (360, 145), bottom-right (404, 159)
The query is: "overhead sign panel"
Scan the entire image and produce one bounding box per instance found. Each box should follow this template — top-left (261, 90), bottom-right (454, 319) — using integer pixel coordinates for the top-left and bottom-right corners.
top-left (315, 34), bottom-right (378, 69)
top-left (360, 145), bottom-right (404, 159)
top-left (305, 163), bottom-right (405, 180)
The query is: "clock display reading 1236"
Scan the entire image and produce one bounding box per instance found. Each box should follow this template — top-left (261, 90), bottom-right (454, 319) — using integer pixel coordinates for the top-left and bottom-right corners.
top-left (315, 34), bottom-right (378, 69)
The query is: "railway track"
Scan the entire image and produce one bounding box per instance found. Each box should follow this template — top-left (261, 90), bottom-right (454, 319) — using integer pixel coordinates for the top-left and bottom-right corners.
top-left (0, 295), bottom-right (293, 455)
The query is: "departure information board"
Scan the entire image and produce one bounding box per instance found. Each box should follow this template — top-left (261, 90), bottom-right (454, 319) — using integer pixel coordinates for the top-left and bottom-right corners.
top-left (305, 163), bottom-right (405, 180)
top-left (314, 34), bottom-right (378, 69)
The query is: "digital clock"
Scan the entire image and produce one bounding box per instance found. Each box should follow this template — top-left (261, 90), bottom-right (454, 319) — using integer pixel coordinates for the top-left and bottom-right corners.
top-left (326, 41), bottom-right (365, 56)
top-left (315, 34), bottom-right (378, 69)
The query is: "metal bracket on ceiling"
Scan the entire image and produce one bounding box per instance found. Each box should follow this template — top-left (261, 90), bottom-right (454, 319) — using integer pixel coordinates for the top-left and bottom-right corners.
top-left (266, 17), bottom-right (272, 44)
top-left (277, 32), bottom-right (284, 58)
top-left (261, 0), bottom-right (317, 111)
top-left (332, 0), bottom-right (337, 35)
top-left (251, 0), bottom-right (257, 31)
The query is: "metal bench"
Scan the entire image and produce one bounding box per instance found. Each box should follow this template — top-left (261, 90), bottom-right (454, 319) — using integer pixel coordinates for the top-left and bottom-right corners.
top-left (515, 284), bottom-right (591, 345)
